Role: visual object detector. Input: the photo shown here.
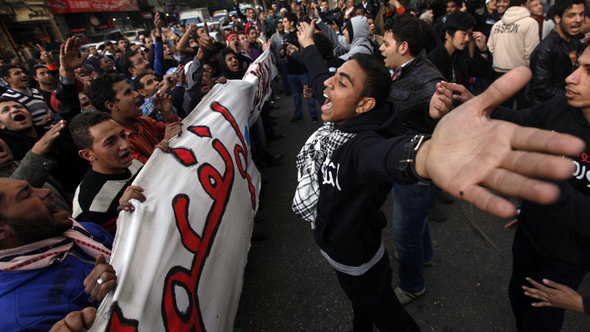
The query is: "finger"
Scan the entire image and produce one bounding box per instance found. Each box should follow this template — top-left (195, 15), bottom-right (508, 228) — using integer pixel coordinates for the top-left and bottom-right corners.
top-left (130, 191), bottom-right (146, 202)
top-left (524, 290), bottom-right (547, 301)
top-left (469, 66), bottom-right (531, 115)
top-left (481, 168), bottom-right (561, 206)
top-left (459, 183), bottom-right (518, 218)
top-left (500, 150), bottom-right (576, 183)
top-left (542, 278), bottom-right (566, 291)
top-left (526, 277), bottom-right (551, 291)
top-left (98, 278), bottom-right (117, 301)
top-left (531, 301), bottom-right (552, 307)
top-left (60, 311), bottom-right (86, 331)
top-left (79, 307), bottom-right (97, 329)
top-left (507, 125), bottom-right (585, 158)
top-left (95, 254), bottom-right (106, 265)
top-left (119, 202), bottom-right (135, 212)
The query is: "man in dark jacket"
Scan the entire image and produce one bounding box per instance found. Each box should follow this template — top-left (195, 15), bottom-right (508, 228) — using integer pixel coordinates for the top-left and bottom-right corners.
top-left (379, 14), bottom-right (445, 304)
top-left (428, 11), bottom-right (492, 87)
top-left (529, 0), bottom-right (585, 104)
top-left (293, 19), bottom-right (583, 332)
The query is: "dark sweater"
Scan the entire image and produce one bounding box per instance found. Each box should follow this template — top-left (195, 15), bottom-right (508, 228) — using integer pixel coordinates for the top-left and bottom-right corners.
top-left (72, 160), bottom-right (143, 235)
top-left (300, 44), bottom-right (419, 266)
top-left (492, 96), bottom-right (590, 271)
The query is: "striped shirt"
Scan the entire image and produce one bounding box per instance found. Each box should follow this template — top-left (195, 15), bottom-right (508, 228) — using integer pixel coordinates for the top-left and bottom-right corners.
top-left (1, 87), bottom-right (51, 125)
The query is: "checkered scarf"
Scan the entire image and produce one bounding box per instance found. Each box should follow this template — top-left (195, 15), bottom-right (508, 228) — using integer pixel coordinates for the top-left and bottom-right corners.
top-left (292, 123), bottom-right (356, 228)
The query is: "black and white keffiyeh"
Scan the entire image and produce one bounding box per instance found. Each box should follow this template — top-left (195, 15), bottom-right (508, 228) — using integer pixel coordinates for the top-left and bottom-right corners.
top-left (292, 122), bottom-right (356, 228)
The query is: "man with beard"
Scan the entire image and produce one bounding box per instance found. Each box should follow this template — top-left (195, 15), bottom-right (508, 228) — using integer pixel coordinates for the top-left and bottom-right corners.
top-left (32, 64), bottom-right (57, 112)
top-left (529, 0), bottom-right (586, 104)
top-left (0, 177), bottom-right (116, 331)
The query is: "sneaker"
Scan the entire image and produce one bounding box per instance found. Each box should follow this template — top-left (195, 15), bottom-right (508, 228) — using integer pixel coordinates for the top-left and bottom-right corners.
top-left (395, 286), bottom-right (426, 305)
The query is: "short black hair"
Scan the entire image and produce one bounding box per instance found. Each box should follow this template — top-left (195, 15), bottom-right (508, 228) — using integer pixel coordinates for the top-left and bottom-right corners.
top-left (553, 0), bottom-right (586, 18)
top-left (69, 112), bottom-right (113, 150)
top-left (134, 72), bottom-right (153, 90)
top-left (0, 65), bottom-right (23, 79)
top-left (32, 65), bottom-right (49, 77)
top-left (119, 50), bottom-right (139, 77)
top-left (509, 0), bottom-right (526, 7)
top-left (442, 11), bottom-right (476, 42)
top-left (246, 25), bottom-right (257, 35)
top-left (86, 73), bottom-right (123, 113)
top-left (383, 14), bottom-right (428, 56)
top-left (285, 13), bottom-right (298, 25)
top-left (349, 53), bottom-right (392, 107)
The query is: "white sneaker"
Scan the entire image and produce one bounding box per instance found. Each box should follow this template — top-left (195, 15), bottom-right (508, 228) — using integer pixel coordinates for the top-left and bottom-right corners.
top-left (394, 286), bottom-right (426, 305)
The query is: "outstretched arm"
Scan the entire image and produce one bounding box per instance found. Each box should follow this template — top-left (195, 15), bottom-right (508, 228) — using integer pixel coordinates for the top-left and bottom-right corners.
top-left (415, 67), bottom-right (585, 218)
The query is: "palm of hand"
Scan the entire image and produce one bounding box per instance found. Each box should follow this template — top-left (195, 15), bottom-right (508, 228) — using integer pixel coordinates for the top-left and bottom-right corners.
top-left (421, 67), bottom-right (584, 218)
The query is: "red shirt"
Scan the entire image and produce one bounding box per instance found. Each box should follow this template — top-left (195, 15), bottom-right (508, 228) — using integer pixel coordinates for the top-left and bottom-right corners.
top-left (123, 116), bottom-right (167, 164)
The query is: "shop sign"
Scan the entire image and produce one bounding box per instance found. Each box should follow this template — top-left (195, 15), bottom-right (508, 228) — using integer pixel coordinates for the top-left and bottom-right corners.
top-left (13, 5), bottom-right (50, 22)
top-left (47, 0), bottom-right (139, 14)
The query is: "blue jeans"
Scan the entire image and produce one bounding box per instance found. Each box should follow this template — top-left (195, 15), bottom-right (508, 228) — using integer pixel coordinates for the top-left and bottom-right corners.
top-left (277, 62), bottom-right (291, 95)
top-left (392, 183), bottom-right (437, 293)
top-left (287, 73), bottom-right (317, 119)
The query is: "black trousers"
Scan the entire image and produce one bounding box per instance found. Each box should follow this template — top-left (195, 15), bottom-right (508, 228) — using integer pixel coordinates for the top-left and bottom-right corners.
top-left (334, 251), bottom-right (420, 332)
top-left (508, 229), bottom-right (586, 332)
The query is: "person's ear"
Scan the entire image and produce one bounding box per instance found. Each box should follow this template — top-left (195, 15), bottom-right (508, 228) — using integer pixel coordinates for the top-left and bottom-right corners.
top-left (355, 97), bottom-right (376, 114)
top-left (399, 41), bottom-right (409, 56)
top-left (78, 149), bottom-right (96, 162)
top-left (0, 121), bottom-right (5, 130)
top-left (104, 100), bottom-right (118, 113)
top-left (554, 14), bottom-right (561, 25)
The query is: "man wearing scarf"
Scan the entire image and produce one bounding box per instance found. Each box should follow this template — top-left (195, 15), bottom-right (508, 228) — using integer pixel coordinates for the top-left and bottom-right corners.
top-left (0, 178), bottom-right (116, 331)
top-left (292, 20), bottom-right (583, 331)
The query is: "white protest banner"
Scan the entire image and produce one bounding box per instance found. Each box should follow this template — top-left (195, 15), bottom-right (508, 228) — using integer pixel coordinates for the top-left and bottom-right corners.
top-left (89, 50), bottom-right (276, 332)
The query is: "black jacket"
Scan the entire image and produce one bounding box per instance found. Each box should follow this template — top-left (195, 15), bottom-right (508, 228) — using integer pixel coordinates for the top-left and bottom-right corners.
top-left (529, 30), bottom-right (583, 104)
top-left (301, 44), bottom-right (419, 266)
top-left (492, 96), bottom-right (590, 272)
top-left (427, 43), bottom-right (492, 86)
top-left (387, 50), bottom-right (444, 136)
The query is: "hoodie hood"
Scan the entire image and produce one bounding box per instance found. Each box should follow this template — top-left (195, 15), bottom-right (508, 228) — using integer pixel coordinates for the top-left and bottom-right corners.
top-left (501, 6), bottom-right (531, 25)
top-left (340, 16), bottom-right (373, 61)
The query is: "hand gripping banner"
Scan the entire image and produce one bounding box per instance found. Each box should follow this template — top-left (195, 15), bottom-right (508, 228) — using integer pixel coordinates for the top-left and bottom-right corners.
top-left (89, 50), bottom-right (276, 332)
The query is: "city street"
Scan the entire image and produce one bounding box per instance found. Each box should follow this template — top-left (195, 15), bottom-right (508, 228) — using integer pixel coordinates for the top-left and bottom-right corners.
top-left (233, 87), bottom-right (590, 331)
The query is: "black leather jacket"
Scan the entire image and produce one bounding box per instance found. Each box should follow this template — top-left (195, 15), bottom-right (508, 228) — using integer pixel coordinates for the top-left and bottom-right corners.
top-left (530, 30), bottom-right (582, 103)
top-left (387, 50), bottom-right (445, 136)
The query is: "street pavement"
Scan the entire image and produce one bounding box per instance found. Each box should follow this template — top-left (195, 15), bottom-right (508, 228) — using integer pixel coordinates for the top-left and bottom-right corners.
top-left (233, 90), bottom-right (590, 331)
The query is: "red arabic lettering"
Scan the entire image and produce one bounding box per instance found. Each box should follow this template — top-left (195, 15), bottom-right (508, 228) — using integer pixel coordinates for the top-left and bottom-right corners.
top-left (209, 101), bottom-right (256, 208)
top-left (162, 136), bottom-right (234, 332)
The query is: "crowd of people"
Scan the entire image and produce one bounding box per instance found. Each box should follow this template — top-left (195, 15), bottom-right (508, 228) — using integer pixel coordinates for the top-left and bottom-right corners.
top-left (0, 0), bottom-right (588, 331)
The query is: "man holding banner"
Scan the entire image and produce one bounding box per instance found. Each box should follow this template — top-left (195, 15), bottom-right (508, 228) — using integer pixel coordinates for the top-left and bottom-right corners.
top-left (0, 33), bottom-right (585, 332)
